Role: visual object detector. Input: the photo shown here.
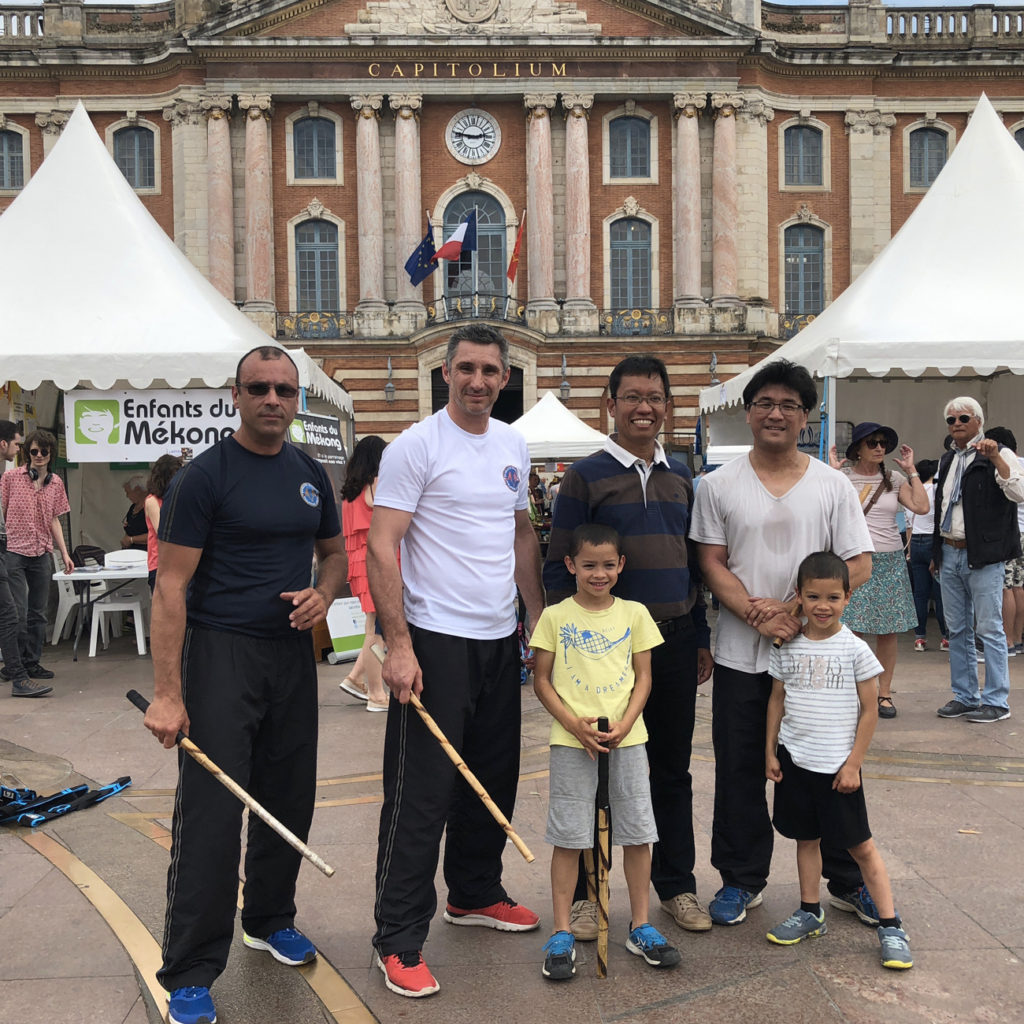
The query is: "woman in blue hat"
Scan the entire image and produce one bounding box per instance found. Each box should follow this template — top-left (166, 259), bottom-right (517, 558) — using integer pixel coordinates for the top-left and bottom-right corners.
top-left (831, 423), bottom-right (929, 718)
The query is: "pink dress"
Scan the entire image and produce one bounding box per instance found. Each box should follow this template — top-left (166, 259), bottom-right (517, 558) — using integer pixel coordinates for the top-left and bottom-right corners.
top-left (146, 496), bottom-right (162, 572)
top-left (343, 491), bottom-right (375, 614)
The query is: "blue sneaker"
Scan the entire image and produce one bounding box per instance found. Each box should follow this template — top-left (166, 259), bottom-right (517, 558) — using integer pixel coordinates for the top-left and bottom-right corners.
top-left (709, 886), bottom-right (763, 925)
top-left (878, 925), bottom-right (913, 969)
top-left (766, 908), bottom-right (827, 945)
top-left (167, 986), bottom-right (216, 1024)
top-left (243, 927), bottom-right (317, 966)
top-left (829, 884), bottom-right (880, 926)
top-left (625, 922), bottom-right (681, 968)
top-left (541, 930), bottom-right (576, 980)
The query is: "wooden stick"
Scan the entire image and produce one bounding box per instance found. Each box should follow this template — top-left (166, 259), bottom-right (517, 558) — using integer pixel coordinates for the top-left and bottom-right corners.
top-left (371, 644), bottom-right (535, 864)
top-left (595, 715), bottom-right (611, 978)
top-left (126, 690), bottom-right (335, 878)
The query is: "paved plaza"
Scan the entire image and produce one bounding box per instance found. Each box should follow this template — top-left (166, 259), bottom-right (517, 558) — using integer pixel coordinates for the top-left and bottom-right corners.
top-left (1, 621), bottom-right (1022, 1024)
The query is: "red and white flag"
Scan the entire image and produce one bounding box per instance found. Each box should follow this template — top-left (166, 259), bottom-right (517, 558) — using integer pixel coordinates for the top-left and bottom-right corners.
top-left (432, 210), bottom-right (477, 262)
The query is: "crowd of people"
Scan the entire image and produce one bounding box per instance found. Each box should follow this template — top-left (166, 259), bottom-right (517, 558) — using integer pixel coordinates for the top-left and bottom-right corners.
top-left (4, 334), bottom-right (1022, 1024)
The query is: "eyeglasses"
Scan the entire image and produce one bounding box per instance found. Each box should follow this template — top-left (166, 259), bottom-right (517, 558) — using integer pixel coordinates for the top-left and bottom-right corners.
top-left (614, 393), bottom-right (666, 408)
top-left (748, 399), bottom-right (806, 416)
top-left (946, 414), bottom-right (973, 425)
top-left (864, 438), bottom-right (888, 449)
top-left (238, 381), bottom-right (299, 399)
top-left (29, 448), bottom-right (50, 456)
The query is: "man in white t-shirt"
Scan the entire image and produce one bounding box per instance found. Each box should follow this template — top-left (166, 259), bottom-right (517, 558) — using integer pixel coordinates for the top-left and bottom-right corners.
top-left (366, 324), bottom-right (545, 999)
top-left (690, 358), bottom-right (874, 929)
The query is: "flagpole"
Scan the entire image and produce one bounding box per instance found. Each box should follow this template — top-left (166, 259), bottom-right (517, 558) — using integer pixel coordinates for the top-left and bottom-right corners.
top-left (472, 205), bottom-right (479, 317)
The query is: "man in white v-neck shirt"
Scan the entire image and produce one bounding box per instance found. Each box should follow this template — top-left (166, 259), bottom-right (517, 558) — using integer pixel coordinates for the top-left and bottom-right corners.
top-left (691, 359), bottom-right (873, 929)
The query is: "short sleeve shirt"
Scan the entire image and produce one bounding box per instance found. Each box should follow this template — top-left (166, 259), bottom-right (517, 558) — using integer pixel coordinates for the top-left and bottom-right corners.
top-left (531, 596), bottom-right (663, 749)
top-left (0, 467), bottom-right (70, 557)
top-left (159, 437), bottom-right (340, 637)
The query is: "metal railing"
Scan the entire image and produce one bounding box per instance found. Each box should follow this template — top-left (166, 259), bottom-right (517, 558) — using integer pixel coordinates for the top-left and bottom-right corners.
top-left (276, 311), bottom-right (352, 340)
top-left (780, 312), bottom-right (817, 340)
top-left (426, 291), bottom-right (526, 325)
top-left (0, 8), bottom-right (43, 37)
top-left (598, 308), bottom-right (673, 337)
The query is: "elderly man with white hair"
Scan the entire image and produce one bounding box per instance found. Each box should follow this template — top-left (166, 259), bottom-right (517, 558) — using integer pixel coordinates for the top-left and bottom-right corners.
top-left (933, 396), bottom-right (1024, 723)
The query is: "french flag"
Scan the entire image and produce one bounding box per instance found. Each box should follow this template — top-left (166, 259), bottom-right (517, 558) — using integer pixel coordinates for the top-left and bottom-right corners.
top-left (432, 210), bottom-right (477, 262)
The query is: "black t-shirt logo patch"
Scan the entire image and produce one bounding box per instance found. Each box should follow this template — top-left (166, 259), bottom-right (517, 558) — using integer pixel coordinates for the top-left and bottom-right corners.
top-left (300, 482), bottom-right (321, 508)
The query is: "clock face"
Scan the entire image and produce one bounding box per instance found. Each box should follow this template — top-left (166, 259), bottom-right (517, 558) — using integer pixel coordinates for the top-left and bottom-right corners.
top-left (446, 109), bottom-right (501, 165)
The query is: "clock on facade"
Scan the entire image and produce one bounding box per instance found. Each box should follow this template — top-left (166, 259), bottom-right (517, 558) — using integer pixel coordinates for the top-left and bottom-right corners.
top-left (445, 109), bottom-right (501, 165)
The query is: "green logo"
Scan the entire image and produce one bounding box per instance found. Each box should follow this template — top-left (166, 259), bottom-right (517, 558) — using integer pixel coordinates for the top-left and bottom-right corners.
top-left (75, 399), bottom-right (120, 445)
top-left (288, 420), bottom-right (307, 443)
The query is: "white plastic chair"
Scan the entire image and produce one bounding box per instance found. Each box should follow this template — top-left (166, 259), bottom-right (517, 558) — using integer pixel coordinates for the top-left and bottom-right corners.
top-left (50, 552), bottom-right (81, 643)
top-left (89, 589), bottom-right (149, 656)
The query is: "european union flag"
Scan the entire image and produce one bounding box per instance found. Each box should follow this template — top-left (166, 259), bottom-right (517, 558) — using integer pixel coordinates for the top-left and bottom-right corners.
top-left (405, 229), bottom-right (437, 286)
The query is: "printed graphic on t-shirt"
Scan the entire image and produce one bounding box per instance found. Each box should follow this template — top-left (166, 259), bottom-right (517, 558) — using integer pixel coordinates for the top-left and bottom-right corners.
top-left (503, 465), bottom-right (521, 491)
top-left (778, 651), bottom-right (845, 690)
top-left (558, 622), bottom-right (633, 693)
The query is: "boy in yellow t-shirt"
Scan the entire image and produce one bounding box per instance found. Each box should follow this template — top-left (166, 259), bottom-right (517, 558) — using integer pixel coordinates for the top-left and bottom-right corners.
top-left (531, 523), bottom-right (679, 980)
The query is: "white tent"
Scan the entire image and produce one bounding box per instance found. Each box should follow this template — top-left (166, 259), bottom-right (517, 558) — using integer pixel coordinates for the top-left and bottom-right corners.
top-left (511, 391), bottom-right (606, 460)
top-left (0, 102), bottom-right (350, 414)
top-left (699, 94), bottom-right (1024, 460)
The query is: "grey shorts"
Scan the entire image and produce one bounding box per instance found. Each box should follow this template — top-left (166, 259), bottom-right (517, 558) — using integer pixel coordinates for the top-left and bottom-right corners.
top-left (544, 744), bottom-right (659, 849)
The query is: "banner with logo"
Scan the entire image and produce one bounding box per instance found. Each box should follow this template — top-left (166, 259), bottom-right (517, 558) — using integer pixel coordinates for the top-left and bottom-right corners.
top-left (64, 390), bottom-right (238, 463)
top-left (288, 411), bottom-right (347, 500)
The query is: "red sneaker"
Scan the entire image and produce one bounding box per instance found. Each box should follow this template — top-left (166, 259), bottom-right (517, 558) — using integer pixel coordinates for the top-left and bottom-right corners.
top-left (443, 896), bottom-right (540, 932)
top-left (941, 637), bottom-right (950, 652)
top-left (376, 950), bottom-right (440, 998)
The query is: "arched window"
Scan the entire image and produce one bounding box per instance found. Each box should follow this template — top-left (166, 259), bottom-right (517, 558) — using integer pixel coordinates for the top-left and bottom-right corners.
top-left (443, 191), bottom-right (506, 305)
top-left (909, 128), bottom-right (947, 188)
top-left (1015, 127), bottom-right (1024, 151)
top-left (609, 117), bottom-right (650, 178)
top-left (0, 129), bottom-right (24, 189)
top-left (293, 117), bottom-right (336, 179)
top-left (784, 224), bottom-right (824, 315)
top-left (113, 126), bottom-right (155, 189)
top-left (295, 220), bottom-right (339, 312)
top-left (784, 125), bottom-right (822, 187)
top-left (610, 218), bottom-right (651, 310)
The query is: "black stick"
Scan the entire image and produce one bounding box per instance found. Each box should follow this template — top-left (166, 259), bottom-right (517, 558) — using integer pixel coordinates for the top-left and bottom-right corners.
top-left (595, 716), bottom-right (611, 978)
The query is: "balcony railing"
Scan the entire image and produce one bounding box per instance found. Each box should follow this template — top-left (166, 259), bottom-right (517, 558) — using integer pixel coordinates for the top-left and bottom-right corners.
top-left (780, 312), bottom-right (817, 340)
top-left (598, 308), bottom-right (673, 337)
top-left (276, 310), bottom-right (352, 340)
top-left (0, 8), bottom-right (44, 37)
top-left (886, 6), bottom-right (1024, 43)
top-left (426, 292), bottom-right (526, 325)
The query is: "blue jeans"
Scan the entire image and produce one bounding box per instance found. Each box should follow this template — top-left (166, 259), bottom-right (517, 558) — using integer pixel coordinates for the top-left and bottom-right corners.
top-left (6, 551), bottom-right (52, 668)
top-left (0, 541), bottom-right (27, 679)
top-left (909, 535), bottom-right (947, 639)
top-left (939, 547), bottom-right (1010, 709)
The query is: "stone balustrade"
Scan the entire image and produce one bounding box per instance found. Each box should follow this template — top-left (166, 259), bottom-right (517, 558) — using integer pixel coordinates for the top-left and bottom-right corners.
top-left (885, 5), bottom-right (1024, 43)
top-left (0, 8), bottom-right (44, 37)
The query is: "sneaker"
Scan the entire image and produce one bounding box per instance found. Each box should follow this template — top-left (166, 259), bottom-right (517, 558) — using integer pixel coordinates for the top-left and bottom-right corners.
top-left (976, 649), bottom-right (985, 664)
top-left (11, 677), bottom-right (53, 698)
top-left (541, 930), bottom-right (576, 980)
top-left (339, 676), bottom-right (368, 700)
top-left (569, 898), bottom-right (598, 941)
top-left (443, 896), bottom-right (539, 931)
top-left (625, 922), bottom-right (681, 968)
top-left (766, 908), bottom-right (827, 945)
top-left (877, 695), bottom-right (897, 719)
top-left (660, 892), bottom-right (712, 932)
top-left (375, 950), bottom-right (440, 998)
top-left (708, 886), bottom-right (763, 925)
top-left (242, 927), bottom-right (316, 966)
top-left (1015, 642), bottom-right (1023, 655)
top-left (24, 662), bottom-right (55, 680)
top-left (936, 699), bottom-right (981, 719)
top-left (1008, 645), bottom-right (1018, 658)
top-left (964, 705), bottom-right (1011, 723)
top-left (829, 884), bottom-right (879, 926)
top-left (878, 925), bottom-right (913, 969)
top-left (913, 638), bottom-right (926, 652)
top-left (167, 986), bottom-right (216, 1024)
top-left (941, 637), bottom-right (950, 652)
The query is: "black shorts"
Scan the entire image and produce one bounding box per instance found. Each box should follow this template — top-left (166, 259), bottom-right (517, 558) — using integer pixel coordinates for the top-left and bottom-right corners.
top-left (771, 745), bottom-right (871, 849)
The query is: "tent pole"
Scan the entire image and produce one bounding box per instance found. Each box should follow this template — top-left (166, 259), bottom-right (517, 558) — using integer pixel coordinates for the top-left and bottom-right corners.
top-left (824, 376), bottom-right (836, 461)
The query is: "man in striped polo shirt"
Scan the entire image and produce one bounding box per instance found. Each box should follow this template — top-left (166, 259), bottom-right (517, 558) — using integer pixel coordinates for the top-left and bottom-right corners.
top-left (543, 354), bottom-right (714, 936)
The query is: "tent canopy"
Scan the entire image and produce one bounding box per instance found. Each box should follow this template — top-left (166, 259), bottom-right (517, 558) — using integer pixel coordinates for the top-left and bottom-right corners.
top-left (0, 103), bottom-right (350, 414)
top-left (511, 391), bottom-right (606, 460)
top-left (700, 94), bottom-right (1024, 416)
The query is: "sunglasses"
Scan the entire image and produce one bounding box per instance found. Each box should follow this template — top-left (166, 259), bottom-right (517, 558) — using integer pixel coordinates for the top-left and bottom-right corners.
top-left (29, 448), bottom-right (50, 456)
top-left (864, 439), bottom-right (888, 449)
top-left (238, 382), bottom-right (299, 399)
top-left (946, 414), bottom-right (973, 425)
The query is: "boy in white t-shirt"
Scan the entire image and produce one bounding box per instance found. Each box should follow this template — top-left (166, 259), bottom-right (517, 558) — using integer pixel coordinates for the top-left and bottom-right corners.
top-left (531, 524), bottom-right (679, 980)
top-left (765, 551), bottom-right (913, 970)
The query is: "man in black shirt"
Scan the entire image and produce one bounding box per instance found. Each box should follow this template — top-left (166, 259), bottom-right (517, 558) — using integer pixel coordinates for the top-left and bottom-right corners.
top-left (145, 346), bottom-right (346, 1024)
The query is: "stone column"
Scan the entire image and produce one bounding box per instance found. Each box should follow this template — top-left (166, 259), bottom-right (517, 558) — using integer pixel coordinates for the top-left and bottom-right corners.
top-left (162, 98), bottom-right (208, 275)
top-left (846, 108), bottom-right (896, 281)
top-left (201, 95), bottom-right (235, 301)
top-left (525, 93), bottom-right (559, 335)
top-left (672, 93), bottom-right (706, 312)
top-left (710, 93), bottom-right (743, 309)
top-left (35, 110), bottom-right (70, 158)
top-left (561, 93), bottom-right (597, 335)
top-left (735, 97), bottom-right (774, 332)
top-left (237, 94), bottom-right (275, 332)
top-left (351, 94), bottom-right (388, 338)
top-left (390, 93), bottom-right (426, 333)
